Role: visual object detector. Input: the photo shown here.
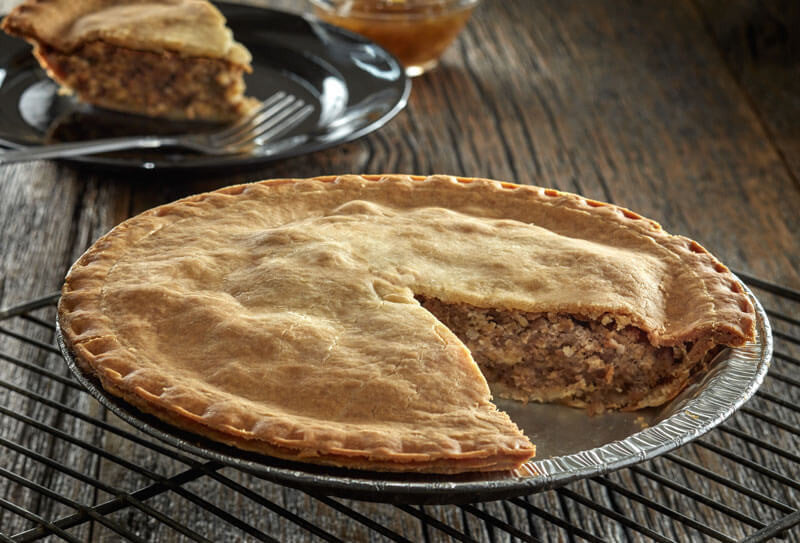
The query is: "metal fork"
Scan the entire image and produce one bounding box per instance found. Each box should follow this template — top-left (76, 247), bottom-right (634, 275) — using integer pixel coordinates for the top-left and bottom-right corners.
top-left (0, 91), bottom-right (314, 165)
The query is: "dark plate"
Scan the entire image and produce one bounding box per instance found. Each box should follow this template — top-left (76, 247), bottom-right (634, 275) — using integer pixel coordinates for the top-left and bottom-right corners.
top-left (55, 283), bottom-right (771, 505)
top-left (0, 3), bottom-right (410, 170)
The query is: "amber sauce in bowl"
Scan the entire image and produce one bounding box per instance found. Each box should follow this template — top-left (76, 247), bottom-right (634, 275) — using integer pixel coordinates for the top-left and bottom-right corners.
top-left (311, 0), bottom-right (479, 76)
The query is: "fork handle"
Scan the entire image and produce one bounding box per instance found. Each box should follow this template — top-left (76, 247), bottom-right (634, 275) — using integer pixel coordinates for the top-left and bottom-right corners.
top-left (0, 136), bottom-right (173, 164)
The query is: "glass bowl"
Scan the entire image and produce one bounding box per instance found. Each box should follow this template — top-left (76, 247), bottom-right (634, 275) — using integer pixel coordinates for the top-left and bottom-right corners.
top-left (309, 0), bottom-right (481, 76)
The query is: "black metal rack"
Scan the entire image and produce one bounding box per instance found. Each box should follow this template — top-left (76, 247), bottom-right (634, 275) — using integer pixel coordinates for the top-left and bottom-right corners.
top-left (1, 273), bottom-right (798, 542)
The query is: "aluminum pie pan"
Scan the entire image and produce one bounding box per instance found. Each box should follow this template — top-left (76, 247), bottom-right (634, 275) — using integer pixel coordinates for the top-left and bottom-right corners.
top-left (56, 282), bottom-right (771, 505)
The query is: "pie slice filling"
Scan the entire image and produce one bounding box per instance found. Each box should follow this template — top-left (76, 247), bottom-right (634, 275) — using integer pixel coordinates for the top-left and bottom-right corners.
top-left (34, 41), bottom-right (255, 121)
top-left (2, 0), bottom-right (257, 121)
top-left (417, 297), bottom-right (720, 413)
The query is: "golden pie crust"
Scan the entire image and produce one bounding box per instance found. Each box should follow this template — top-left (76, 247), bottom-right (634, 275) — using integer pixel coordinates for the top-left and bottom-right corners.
top-left (2, 0), bottom-right (256, 121)
top-left (57, 175), bottom-right (756, 473)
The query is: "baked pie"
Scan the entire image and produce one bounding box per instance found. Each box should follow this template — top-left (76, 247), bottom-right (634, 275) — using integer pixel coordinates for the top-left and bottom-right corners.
top-left (1, 0), bottom-right (257, 121)
top-left (57, 175), bottom-right (756, 473)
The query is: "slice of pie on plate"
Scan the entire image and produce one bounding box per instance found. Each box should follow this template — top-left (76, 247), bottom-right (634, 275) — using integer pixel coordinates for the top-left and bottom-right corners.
top-left (1, 0), bottom-right (258, 121)
top-left (57, 175), bottom-right (756, 473)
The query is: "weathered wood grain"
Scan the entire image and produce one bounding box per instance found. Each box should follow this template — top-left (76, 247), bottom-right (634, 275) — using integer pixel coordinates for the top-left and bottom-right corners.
top-left (693, 0), bottom-right (800, 182)
top-left (1, 0), bottom-right (798, 541)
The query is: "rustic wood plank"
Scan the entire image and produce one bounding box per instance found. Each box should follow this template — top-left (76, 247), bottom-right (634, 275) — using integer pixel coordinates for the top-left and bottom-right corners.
top-left (461, 0), bottom-right (799, 289)
top-left (693, 0), bottom-right (800, 181)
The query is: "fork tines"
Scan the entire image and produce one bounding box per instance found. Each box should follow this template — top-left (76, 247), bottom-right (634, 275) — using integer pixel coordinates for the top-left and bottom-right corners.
top-left (212, 92), bottom-right (312, 148)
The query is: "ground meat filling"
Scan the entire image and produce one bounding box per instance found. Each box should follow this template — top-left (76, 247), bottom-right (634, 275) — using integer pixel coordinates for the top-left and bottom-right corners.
top-left (36, 41), bottom-right (252, 121)
top-left (417, 296), bottom-right (702, 411)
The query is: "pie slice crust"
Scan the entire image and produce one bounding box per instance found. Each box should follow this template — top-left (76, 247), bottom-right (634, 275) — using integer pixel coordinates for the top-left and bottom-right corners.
top-left (57, 175), bottom-right (756, 473)
top-left (1, 0), bottom-right (257, 121)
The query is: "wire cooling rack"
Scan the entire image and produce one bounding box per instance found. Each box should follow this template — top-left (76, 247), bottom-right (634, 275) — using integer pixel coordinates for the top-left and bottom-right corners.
top-left (0, 272), bottom-right (798, 542)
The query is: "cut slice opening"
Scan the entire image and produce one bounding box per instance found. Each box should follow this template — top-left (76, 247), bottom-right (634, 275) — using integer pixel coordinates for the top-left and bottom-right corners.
top-left (35, 41), bottom-right (256, 121)
top-left (416, 296), bottom-right (722, 413)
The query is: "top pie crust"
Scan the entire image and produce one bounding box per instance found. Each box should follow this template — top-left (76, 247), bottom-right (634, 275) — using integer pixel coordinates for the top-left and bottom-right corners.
top-left (1, 0), bottom-right (251, 67)
top-left (57, 175), bottom-right (756, 473)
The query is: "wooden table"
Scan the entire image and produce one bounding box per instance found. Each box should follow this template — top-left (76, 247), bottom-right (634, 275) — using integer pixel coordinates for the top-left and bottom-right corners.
top-left (1, 1), bottom-right (798, 541)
